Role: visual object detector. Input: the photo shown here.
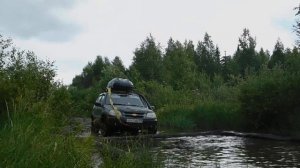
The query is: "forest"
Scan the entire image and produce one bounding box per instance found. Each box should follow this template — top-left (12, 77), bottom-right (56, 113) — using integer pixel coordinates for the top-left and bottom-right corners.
top-left (1, 5), bottom-right (300, 168)
top-left (70, 28), bottom-right (300, 134)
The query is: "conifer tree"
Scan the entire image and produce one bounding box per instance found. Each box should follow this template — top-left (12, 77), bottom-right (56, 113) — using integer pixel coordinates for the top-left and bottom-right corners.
top-left (269, 39), bottom-right (285, 68)
top-left (195, 33), bottom-right (220, 77)
top-left (233, 29), bottom-right (259, 77)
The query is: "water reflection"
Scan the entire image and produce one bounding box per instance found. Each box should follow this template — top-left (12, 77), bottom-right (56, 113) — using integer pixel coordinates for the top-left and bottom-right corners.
top-left (152, 135), bottom-right (300, 167)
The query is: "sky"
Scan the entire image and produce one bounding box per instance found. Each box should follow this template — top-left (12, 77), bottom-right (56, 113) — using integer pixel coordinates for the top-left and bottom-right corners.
top-left (0, 0), bottom-right (298, 84)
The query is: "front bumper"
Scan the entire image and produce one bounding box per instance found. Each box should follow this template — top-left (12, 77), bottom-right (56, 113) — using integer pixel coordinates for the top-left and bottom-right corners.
top-left (106, 116), bottom-right (157, 131)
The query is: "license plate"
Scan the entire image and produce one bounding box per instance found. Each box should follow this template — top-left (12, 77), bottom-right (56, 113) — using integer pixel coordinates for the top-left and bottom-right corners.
top-left (126, 118), bottom-right (143, 123)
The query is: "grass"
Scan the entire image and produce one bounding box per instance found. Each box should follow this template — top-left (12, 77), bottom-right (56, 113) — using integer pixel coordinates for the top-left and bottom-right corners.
top-left (0, 96), bottom-right (162, 168)
top-left (157, 101), bottom-right (244, 131)
top-left (99, 137), bottom-right (163, 168)
top-left (157, 105), bottom-right (197, 130)
top-left (0, 99), bottom-right (92, 168)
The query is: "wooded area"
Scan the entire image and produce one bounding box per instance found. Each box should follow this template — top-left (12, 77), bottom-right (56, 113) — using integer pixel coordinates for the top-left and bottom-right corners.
top-left (1, 5), bottom-right (300, 168)
top-left (70, 27), bottom-right (300, 134)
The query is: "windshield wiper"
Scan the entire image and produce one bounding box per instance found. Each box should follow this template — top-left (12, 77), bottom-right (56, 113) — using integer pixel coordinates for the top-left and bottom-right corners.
top-left (127, 104), bottom-right (143, 107)
top-left (111, 103), bottom-right (125, 106)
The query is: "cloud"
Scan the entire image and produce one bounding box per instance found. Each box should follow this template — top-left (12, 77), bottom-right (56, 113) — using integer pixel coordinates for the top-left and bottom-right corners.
top-left (8, 0), bottom-right (300, 84)
top-left (0, 0), bottom-right (81, 41)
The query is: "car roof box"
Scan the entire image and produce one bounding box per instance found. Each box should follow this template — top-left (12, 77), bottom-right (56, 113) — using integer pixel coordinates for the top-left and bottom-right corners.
top-left (107, 78), bottom-right (134, 92)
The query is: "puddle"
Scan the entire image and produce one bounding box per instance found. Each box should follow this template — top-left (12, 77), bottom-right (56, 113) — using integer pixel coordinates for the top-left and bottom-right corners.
top-left (69, 117), bottom-right (300, 167)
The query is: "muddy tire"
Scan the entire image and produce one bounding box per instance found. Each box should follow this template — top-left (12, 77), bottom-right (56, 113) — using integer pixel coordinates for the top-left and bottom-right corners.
top-left (148, 128), bottom-right (157, 134)
top-left (99, 123), bottom-right (112, 137)
top-left (91, 119), bottom-right (99, 135)
top-left (91, 126), bottom-right (99, 135)
top-left (130, 129), bottom-right (139, 136)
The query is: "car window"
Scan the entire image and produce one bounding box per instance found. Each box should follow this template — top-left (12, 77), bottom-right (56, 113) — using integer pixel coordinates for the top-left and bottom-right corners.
top-left (96, 94), bottom-right (104, 104)
top-left (106, 94), bottom-right (145, 107)
top-left (138, 95), bottom-right (150, 108)
top-left (101, 94), bottom-right (106, 104)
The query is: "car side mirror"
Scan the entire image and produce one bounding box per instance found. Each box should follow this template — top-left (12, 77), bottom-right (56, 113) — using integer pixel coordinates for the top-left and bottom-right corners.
top-left (150, 105), bottom-right (155, 110)
top-left (94, 102), bottom-right (102, 107)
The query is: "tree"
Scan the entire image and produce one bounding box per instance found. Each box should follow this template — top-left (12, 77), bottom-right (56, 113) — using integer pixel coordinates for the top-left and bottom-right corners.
top-left (294, 4), bottom-right (300, 47)
top-left (0, 35), bottom-right (56, 114)
top-left (71, 55), bottom-right (107, 88)
top-left (131, 35), bottom-right (163, 82)
top-left (0, 35), bottom-right (12, 69)
top-left (214, 46), bottom-right (221, 74)
top-left (233, 29), bottom-right (259, 77)
top-left (257, 48), bottom-right (270, 66)
top-left (163, 39), bottom-right (197, 90)
top-left (268, 39), bottom-right (285, 68)
top-left (112, 56), bottom-right (126, 73)
top-left (195, 33), bottom-right (221, 77)
top-left (221, 55), bottom-right (236, 81)
top-left (92, 56), bottom-right (106, 81)
top-left (285, 47), bottom-right (300, 73)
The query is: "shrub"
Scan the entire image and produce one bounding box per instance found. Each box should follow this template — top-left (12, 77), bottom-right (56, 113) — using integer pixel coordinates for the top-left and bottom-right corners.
top-left (239, 66), bottom-right (300, 133)
top-left (158, 101), bottom-right (242, 131)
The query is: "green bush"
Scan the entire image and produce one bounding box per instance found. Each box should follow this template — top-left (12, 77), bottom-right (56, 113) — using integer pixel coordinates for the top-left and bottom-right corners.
top-left (0, 35), bottom-right (92, 167)
top-left (68, 86), bottom-right (95, 116)
top-left (0, 41), bottom-right (55, 115)
top-left (239, 66), bottom-right (300, 133)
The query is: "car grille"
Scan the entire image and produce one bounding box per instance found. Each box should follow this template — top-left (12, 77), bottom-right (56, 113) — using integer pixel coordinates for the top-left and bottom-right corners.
top-left (123, 112), bottom-right (144, 118)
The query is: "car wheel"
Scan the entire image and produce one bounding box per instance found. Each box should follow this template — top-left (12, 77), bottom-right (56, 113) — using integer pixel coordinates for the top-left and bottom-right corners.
top-left (148, 127), bottom-right (157, 134)
top-left (91, 118), bottom-right (99, 135)
top-left (99, 122), bottom-right (112, 137)
top-left (130, 129), bottom-right (139, 136)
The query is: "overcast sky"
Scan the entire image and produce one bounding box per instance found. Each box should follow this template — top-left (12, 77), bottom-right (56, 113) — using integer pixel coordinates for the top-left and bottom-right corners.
top-left (0, 0), bottom-right (298, 84)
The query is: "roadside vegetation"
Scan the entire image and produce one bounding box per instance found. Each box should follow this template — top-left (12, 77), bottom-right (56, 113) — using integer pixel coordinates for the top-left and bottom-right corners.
top-left (0, 35), bottom-right (92, 167)
top-left (99, 138), bottom-right (163, 168)
top-left (1, 5), bottom-right (300, 168)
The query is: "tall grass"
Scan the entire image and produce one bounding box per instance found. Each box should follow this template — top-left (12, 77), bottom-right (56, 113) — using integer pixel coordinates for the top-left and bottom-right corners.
top-left (99, 137), bottom-right (163, 168)
top-left (158, 101), bottom-right (243, 131)
top-left (0, 95), bottom-right (92, 167)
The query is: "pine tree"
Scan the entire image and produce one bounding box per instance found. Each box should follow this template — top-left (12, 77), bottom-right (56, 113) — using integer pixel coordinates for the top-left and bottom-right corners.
top-left (269, 39), bottom-right (285, 68)
top-left (112, 56), bottom-right (126, 73)
top-left (257, 48), bottom-right (270, 66)
top-left (195, 33), bottom-right (220, 77)
top-left (233, 29), bottom-right (259, 77)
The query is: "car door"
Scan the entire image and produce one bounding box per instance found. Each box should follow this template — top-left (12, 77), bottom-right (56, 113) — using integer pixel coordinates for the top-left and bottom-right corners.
top-left (92, 93), bottom-right (105, 119)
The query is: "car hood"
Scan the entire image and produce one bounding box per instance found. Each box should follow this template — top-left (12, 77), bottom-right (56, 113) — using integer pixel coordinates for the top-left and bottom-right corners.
top-left (104, 105), bottom-right (153, 113)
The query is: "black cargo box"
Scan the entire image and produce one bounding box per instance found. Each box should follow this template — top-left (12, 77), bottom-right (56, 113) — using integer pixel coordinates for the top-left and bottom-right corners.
top-left (107, 78), bottom-right (134, 92)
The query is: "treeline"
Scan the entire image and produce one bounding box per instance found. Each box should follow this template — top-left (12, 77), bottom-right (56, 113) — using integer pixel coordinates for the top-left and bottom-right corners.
top-left (71, 29), bottom-right (294, 90)
top-left (70, 27), bottom-right (300, 134)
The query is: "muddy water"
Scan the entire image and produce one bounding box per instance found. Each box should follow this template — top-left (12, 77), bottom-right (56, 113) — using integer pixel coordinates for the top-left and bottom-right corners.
top-left (71, 118), bottom-right (300, 167)
top-left (153, 135), bottom-right (300, 167)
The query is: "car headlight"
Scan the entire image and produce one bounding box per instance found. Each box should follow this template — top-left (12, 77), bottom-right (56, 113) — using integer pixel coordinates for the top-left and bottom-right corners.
top-left (146, 112), bottom-right (157, 119)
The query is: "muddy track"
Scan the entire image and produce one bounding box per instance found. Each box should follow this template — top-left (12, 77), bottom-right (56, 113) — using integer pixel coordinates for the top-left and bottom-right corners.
top-left (70, 117), bottom-right (300, 142)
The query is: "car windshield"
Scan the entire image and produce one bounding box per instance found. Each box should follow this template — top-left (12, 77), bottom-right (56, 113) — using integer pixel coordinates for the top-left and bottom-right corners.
top-left (106, 93), bottom-right (145, 107)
